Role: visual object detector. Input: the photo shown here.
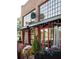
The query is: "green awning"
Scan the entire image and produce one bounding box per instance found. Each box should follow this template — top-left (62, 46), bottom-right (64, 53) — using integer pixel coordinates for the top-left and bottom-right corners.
top-left (21, 14), bottom-right (61, 30)
top-left (29, 14), bottom-right (61, 27)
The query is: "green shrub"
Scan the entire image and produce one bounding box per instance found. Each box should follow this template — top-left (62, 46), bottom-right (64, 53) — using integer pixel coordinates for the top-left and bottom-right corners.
top-left (32, 36), bottom-right (41, 55)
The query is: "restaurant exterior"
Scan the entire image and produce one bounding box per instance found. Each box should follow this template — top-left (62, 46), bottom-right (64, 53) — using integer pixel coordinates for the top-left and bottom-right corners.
top-left (21, 0), bottom-right (61, 49)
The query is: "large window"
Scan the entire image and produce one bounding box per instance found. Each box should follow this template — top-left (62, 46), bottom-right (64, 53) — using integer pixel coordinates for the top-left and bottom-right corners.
top-left (40, 0), bottom-right (61, 20)
top-left (24, 31), bottom-right (28, 45)
top-left (41, 29), bottom-right (48, 48)
top-left (24, 13), bottom-right (31, 26)
top-left (54, 26), bottom-right (61, 48)
top-left (30, 29), bottom-right (35, 45)
top-left (24, 10), bottom-right (36, 26)
top-left (40, 26), bottom-right (61, 49)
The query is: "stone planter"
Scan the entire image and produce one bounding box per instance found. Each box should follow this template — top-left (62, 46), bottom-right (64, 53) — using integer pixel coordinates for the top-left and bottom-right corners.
top-left (34, 50), bottom-right (61, 59)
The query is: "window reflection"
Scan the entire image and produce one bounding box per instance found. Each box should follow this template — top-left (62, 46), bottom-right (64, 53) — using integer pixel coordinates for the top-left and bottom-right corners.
top-left (24, 10), bottom-right (36, 26)
top-left (40, 0), bottom-right (61, 20)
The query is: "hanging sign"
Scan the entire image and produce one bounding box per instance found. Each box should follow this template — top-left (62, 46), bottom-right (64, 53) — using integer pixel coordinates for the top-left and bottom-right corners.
top-left (31, 12), bottom-right (36, 19)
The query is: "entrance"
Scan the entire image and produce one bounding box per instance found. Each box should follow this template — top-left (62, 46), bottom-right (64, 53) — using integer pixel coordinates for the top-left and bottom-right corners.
top-left (40, 25), bottom-right (61, 49)
top-left (41, 28), bottom-right (48, 49)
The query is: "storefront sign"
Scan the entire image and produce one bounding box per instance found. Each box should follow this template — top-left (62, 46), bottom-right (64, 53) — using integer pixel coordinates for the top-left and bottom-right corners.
top-left (31, 12), bottom-right (36, 19)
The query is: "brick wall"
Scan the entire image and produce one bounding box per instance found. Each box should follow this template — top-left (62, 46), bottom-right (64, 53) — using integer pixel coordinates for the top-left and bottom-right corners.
top-left (21, 0), bottom-right (47, 16)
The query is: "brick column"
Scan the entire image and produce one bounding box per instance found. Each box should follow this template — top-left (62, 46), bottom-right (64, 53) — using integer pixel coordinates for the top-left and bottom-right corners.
top-left (21, 30), bottom-right (24, 43)
top-left (28, 29), bottom-right (31, 45)
top-left (35, 6), bottom-right (40, 40)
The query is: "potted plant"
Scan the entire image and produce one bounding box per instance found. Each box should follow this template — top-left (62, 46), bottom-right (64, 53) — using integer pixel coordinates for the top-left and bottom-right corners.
top-left (32, 36), bottom-right (41, 54)
top-left (40, 13), bottom-right (45, 20)
top-left (31, 36), bottom-right (41, 59)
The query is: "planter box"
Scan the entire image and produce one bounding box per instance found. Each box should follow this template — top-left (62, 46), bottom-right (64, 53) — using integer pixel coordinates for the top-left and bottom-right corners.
top-left (34, 51), bottom-right (61, 59)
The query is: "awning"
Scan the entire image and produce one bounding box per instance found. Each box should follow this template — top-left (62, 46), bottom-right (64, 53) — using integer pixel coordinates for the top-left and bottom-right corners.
top-left (29, 14), bottom-right (61, 27)
top-left (21, 14), bottom-right (61, 30)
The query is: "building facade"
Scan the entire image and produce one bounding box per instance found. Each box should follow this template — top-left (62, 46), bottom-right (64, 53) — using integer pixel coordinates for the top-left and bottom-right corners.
top-left (21, 0), bottom-right (61, 49)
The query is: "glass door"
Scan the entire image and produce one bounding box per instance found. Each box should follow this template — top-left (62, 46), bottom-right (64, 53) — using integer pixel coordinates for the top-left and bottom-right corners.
top-left (40, 28), bottom-right (48, 49)
top-left (44, 29), bottom-right (48, 48)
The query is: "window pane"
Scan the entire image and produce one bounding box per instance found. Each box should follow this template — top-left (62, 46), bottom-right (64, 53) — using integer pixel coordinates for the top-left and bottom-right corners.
top-left (49, 28), bottom-right (54, 47)
top-left (58, 6), bottom-right (61, 11)
top-left (58, 2), bottom-right (61, 7)
top-left (55, 8), bottom-right (57, 12)
top-left (44, 29), bottom-right (48, 47)
top-left (58, 0), bottom-right (61, 3)
top-left (58, 10), bottom-right (61, 14)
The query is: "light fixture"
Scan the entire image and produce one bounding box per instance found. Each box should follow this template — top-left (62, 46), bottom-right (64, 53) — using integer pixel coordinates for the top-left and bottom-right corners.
top-left (45, 29), bottom-right (48, 32)
top-left (41, 30), bottom-right (43, 32)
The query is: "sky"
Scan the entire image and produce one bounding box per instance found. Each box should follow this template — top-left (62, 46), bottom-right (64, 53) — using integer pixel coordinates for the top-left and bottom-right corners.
top-left (17, 0), bottom-right (28, 17)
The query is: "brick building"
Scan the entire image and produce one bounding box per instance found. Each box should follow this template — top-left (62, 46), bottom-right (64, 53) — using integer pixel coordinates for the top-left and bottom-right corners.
top-left (21, 0), bottom-right (61, 49)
